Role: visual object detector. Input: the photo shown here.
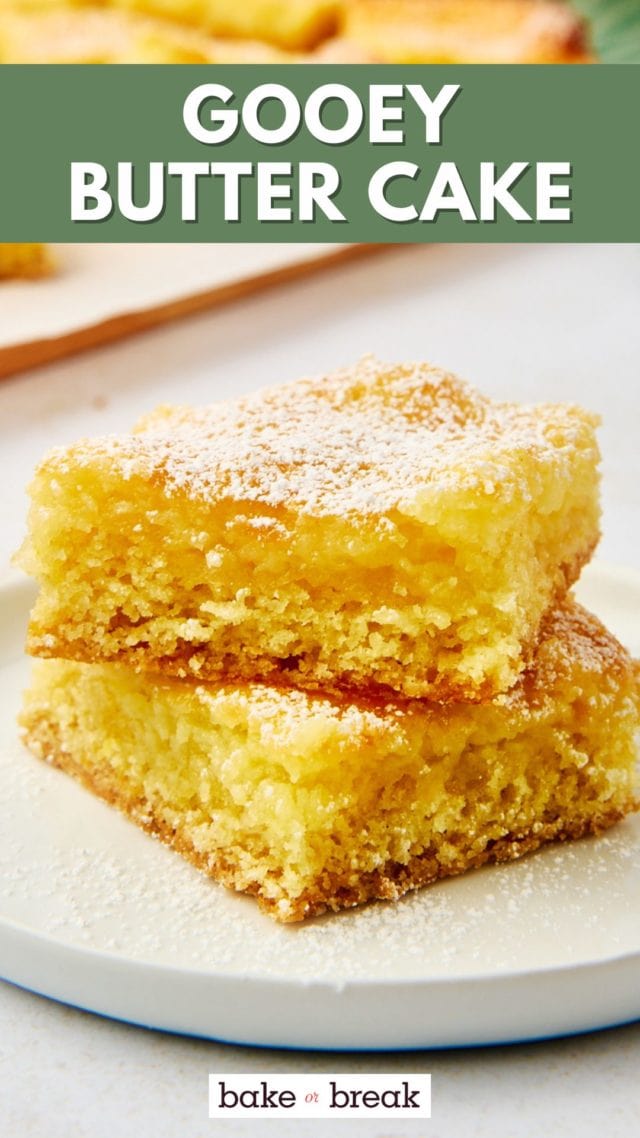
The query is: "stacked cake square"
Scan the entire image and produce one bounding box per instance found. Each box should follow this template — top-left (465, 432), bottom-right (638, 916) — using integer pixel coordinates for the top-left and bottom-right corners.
top-left (18, 359), bottom-right (639, 920)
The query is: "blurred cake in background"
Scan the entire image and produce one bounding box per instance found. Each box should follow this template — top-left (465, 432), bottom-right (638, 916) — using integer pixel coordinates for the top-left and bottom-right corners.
top-left (0, 0), bottom-right (593, 64)
top-left (0, 0), bottom-right (593, 279)
top-left (0, 243), bottom-right (52, 279)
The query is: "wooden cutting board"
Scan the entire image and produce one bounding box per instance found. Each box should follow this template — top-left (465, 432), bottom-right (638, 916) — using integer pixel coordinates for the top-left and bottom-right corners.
top-left (0, 244), bottom-right (372, 380)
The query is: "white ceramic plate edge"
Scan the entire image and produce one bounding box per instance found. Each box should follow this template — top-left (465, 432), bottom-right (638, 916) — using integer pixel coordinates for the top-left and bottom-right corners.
top-left (2, 913), bottom-right (640, 1049)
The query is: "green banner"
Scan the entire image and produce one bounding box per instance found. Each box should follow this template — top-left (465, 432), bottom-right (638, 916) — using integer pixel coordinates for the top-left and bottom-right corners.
top-left (0, 64), bottom-right (638, 242)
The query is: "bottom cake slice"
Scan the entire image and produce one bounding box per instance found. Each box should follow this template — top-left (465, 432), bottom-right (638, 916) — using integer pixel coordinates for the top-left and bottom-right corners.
top-left (20, 601), bottom-right (639, 923)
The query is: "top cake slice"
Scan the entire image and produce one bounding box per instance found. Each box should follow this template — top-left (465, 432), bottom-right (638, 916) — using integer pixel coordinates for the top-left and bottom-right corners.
top-left (19, 357), bottom-right (600, 700)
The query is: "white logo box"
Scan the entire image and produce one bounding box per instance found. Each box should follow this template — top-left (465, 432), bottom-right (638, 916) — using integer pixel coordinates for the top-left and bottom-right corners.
top-left (209, 1073), bottom-right (432, 1119)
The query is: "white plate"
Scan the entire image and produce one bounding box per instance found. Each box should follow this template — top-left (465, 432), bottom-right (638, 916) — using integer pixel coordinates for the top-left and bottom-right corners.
top-left (1, 563), bottom-right (639, 1050)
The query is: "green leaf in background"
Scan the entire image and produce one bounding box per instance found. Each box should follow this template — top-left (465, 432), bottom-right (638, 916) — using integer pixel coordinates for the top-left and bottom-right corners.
top-left (574, 0), bottom-right (640, 62)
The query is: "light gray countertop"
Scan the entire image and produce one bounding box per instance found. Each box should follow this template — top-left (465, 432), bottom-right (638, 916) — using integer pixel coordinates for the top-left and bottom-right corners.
top-left (1, 243), bottom-right (638, 1137)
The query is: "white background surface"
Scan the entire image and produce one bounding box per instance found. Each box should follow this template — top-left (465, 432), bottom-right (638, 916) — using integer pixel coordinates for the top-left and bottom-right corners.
top-left (0, 243), bottom-right (639, 1136)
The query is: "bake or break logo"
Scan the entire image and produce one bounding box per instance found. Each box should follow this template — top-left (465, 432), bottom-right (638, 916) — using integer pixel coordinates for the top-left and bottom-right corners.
top-left (208, 1074), bottom-right (432, 1119)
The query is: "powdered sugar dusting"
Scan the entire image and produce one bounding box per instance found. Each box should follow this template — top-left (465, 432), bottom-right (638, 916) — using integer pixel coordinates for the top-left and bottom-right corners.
top-left (42, 358), bottom-right (599, 518)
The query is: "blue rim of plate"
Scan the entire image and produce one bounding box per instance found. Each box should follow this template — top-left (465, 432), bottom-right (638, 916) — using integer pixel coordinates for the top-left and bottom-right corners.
top-left (2, 971), bottom-right (639, 1052)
